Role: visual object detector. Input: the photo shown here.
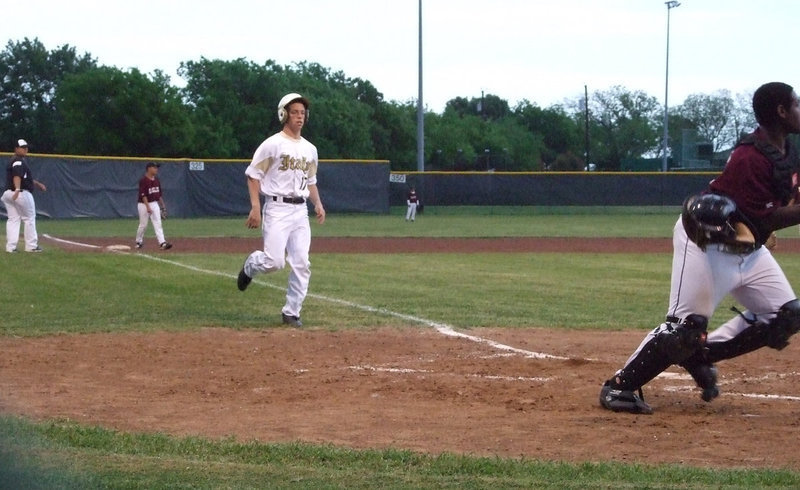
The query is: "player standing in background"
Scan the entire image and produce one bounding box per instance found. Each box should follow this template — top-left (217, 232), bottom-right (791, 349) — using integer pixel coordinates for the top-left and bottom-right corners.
top-left (135, 162), bottom-right (172, 250)
top-left (237, 93), bottom-right (326, 328)
top-left (2, 139), bottom-right (46, 252)
top-left (600, 82), bottom-right (800, 414)
top-left (405, 186), bottom-right (418, 221)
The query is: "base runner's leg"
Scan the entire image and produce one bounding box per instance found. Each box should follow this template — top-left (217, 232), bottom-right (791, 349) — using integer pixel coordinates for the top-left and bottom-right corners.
top-left (283, 217), bottom-right (311, 318)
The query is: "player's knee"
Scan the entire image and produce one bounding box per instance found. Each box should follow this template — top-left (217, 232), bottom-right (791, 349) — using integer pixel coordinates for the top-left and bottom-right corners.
top-left (767, 299), bottom-right (800, 349)
top-left (657, 314), bottom-right (708, 364)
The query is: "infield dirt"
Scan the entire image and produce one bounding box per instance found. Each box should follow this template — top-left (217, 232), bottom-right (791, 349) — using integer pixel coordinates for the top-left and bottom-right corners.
top-left (2, 236), bottom-right (800, 469)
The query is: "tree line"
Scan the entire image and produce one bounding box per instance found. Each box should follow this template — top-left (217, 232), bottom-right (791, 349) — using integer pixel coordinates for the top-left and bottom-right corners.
top-left (1, 38), bottom-right (756, 171)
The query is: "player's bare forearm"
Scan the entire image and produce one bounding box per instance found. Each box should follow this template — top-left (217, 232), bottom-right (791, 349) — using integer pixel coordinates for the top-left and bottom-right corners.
top-left (33, 179), bottom-right (46, 191)
top-left (309, 184), bottom-right (325, 224)
top-left (245, 177), bottom-right (262, 229)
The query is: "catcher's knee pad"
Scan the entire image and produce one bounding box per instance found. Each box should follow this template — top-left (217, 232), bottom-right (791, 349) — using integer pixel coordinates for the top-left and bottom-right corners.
top-left (658, 314), bottom-right (709, 364)
top-left (707, 300), bottom-right (800, 363)
top-left (766, 299), bottom-right (800, 350)
top-left (611, 315), bottom-right (708, 392)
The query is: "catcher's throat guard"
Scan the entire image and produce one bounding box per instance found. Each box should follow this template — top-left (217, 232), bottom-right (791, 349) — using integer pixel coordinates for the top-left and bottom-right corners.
top-left (681, 193), bottom-right (745, 250)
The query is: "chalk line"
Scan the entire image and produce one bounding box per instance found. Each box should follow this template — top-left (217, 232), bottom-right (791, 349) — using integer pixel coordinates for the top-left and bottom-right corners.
top-left (43, 234), bottom-right (569, 361)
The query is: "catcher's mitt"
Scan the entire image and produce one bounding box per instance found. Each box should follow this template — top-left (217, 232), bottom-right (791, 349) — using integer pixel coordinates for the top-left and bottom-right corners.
top-left (160, 208), bottom-right (167, 220)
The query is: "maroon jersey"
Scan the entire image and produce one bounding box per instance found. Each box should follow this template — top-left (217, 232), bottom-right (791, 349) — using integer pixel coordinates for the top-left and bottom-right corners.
top-left (709, 127), bottom-right (800, 241)
top-left (138, 175), bottom-right (162, 204)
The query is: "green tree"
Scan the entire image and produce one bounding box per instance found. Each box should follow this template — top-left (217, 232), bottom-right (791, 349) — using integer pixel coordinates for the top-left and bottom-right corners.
top-left (55, 67), bottom-right (193, 157)
top-left (677, 90), bottom-right (735, 151)
top-left (444, 93), bottom-right (510, 121)
top-left (178, 58), bottom-right (284, 158)
top-left (514, 100), bottom-right (581, 167)
top-left (579, 86), bottom-right (661, 170)
top-left (0, 37), bottom-right (95, 152)
top-left (426, 107), bottom-right (543, 172)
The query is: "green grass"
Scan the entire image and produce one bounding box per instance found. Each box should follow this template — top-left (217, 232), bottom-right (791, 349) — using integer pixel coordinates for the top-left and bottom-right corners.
top-left (3, 416), bottom-right (799, 489)
top-left (4, 208), bottom-right (800, 486)
top-left (39, 206), bottom-right (686, 238)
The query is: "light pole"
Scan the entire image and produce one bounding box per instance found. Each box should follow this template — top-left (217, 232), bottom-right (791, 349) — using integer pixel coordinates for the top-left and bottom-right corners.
top-left (662, 0), bottom-right (680, 172)
top-left (416, 0), bottom-right (424, 172)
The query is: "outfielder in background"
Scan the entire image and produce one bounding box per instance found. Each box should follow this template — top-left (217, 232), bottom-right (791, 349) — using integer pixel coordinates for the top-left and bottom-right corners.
top-left (600, 82), bottom-right (800, 414)
top-left (237, 93), bottom-right (326, 327)
top-left (2, 139), bottom-right (46, 253)
top-left (135, 162), bottom-right (172, 250)
top-left (405, 186), bottom-right (418, 221)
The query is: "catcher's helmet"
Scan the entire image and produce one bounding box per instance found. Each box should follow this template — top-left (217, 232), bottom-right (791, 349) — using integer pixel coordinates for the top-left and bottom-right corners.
top-left (277, 93), bottom-right (310, 124)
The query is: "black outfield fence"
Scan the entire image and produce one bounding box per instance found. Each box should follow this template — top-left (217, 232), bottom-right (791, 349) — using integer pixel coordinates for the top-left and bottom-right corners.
top-left (391, 171), bottom-right (718, 208)
top-left (0, 153), bottom-right (719, 218)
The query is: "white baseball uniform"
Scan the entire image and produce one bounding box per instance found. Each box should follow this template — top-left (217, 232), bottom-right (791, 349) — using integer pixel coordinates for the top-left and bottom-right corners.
top-left (242, 131), bottom-right (319, 318)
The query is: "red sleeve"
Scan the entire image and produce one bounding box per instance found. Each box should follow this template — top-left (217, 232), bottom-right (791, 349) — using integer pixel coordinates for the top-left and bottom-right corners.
top-left (138, 177), bottom-right (148, 202)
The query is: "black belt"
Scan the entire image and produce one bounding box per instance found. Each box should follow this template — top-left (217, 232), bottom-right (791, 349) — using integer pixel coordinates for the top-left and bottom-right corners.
top-left (271, 196), bottom-right (305, 204)
top-left (716, 242), bottom-right (757, 255)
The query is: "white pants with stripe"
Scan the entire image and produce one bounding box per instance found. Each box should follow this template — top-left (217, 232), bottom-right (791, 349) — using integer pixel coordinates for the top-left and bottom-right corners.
top-left (243, 199), bottom-right (311, 318)
top-left (136, 202), bottom-right (166, 244)
top-left (1, 189), bottom-right (38, 252)
top-left (623, 217), bottom-right (795, 368)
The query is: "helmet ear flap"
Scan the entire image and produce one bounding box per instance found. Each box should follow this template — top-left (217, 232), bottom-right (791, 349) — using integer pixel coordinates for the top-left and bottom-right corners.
top-left (278, 107), bottom-right (288, 124)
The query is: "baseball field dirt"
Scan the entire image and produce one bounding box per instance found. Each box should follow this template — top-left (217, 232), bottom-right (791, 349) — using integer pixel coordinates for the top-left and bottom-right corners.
top-left (2, 236), bottom-right (800, 469)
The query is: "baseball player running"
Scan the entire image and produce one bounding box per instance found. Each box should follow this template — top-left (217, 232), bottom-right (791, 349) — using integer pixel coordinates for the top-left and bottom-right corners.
top-left (600, 82), bottom-right (800, 414)
top-left (2, 139), bottom-right (46, 252)
top-left (135, 162), bottom-right (172, 250)
top-left (237, 93), bottom-right (326, 327)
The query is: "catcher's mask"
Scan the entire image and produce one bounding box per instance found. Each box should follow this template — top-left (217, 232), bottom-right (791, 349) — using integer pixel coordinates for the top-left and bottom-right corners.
top-left (681, 193), bottom-right (738, 248)
top-left (277, 93), bottom-right (310, 124)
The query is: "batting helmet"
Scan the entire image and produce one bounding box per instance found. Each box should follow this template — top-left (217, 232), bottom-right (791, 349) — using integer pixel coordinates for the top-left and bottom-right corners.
top-left (277, 93), bottom-right (310, 124)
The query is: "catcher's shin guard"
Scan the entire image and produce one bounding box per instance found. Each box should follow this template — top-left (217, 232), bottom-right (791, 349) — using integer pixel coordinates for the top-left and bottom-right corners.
top-left (680, 350), bottom-right (719, 402)
top-left (610, 315), bottom-right (709, 392)
top-left (707, 300), bottom-right (800, 363)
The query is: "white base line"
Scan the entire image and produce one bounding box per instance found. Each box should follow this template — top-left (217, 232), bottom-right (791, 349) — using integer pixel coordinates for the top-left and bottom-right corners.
top-left (43, 234), bottom-right (101, 249)
top-left (661, 385), bottom-right (800, 402)
top-left (43, 234), bottom-right (569, 361)
top-left (348, 364), bottom-right (552, 382)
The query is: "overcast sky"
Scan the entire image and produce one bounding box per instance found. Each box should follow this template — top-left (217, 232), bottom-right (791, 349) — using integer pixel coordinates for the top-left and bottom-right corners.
top-left (5, 0), bottom-right (799, 112)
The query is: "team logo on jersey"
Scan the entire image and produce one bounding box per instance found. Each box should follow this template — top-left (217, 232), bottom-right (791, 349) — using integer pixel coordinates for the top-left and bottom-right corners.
top-left (279, 154), bottom-right (314, 172)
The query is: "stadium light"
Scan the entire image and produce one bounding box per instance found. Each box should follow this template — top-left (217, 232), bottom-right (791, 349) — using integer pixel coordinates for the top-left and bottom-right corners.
top-left (662, 1), bottom-right (680, 172)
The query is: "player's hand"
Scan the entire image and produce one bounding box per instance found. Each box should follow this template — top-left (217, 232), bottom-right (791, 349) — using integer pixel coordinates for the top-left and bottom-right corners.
top-left (315, 204), bottom-right (326, 225)
top-left (766, 232), bottom-right (778, 250)
top-left (246, 208), bottom-right (261, 229)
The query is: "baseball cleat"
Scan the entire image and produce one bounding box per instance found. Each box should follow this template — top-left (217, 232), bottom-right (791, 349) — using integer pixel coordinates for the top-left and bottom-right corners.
top-left (599, 380), bottom-right (653, 415)
top-left (237, 267), bottom-right (252, 291)
top-left (281, 313), bottom-right (302, 327)
top-left (25, 246), bottom-right (43, 253)
top-left (159, 242), bottom-right (173, 250)
top-left (135, 241), bottom-right (143, 249)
